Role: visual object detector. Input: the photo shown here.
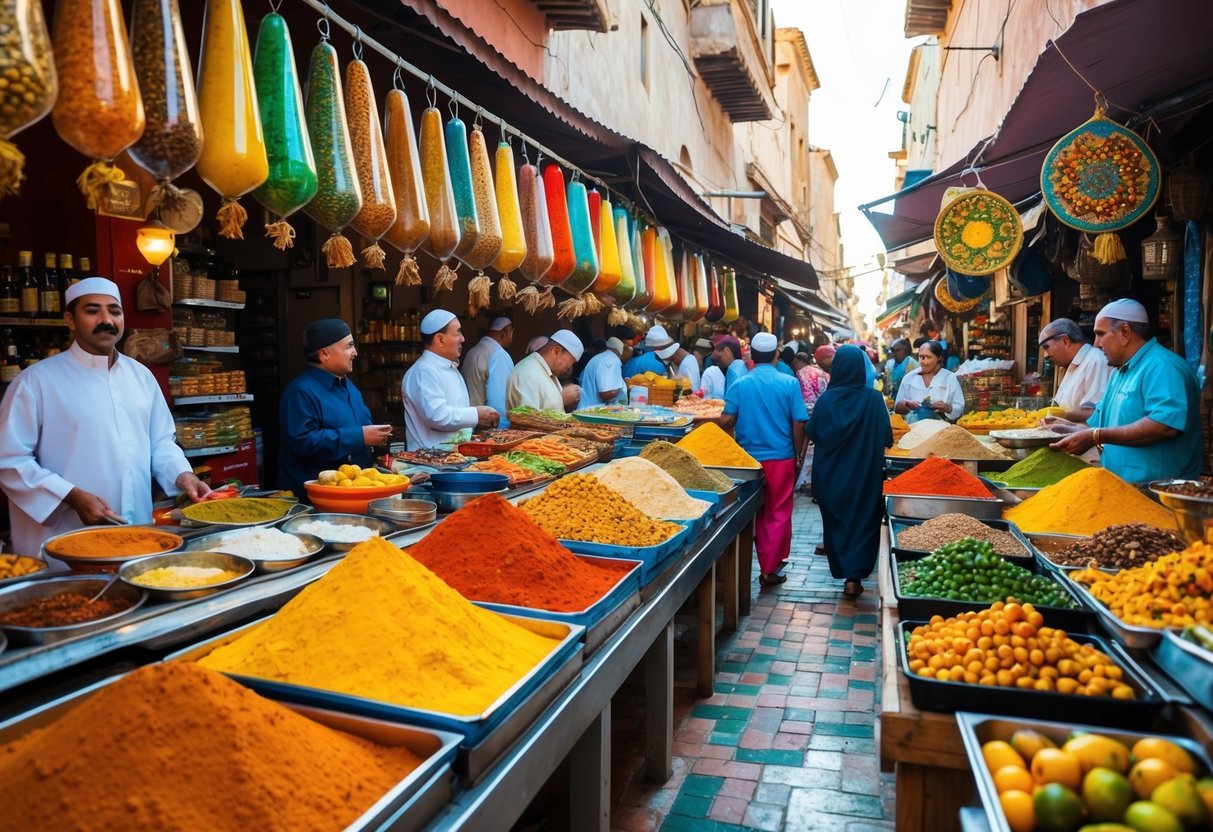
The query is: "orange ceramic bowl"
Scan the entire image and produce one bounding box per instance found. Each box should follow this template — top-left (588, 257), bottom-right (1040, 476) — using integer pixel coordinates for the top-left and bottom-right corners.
top-left (303, 479), bottom-right (410, 514)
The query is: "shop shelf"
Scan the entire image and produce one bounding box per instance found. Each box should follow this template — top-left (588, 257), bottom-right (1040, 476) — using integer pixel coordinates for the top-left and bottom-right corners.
top-left (183, 345), bottom-right (239, 354)
top-left (173, 298), bottom-right (245, 310)
top-left (175, 393), bottom-right (254, 405)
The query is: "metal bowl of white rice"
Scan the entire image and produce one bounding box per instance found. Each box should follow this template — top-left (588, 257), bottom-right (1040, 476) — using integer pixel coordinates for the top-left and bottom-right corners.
top-left (279, 514), bottom-right (398, 552)
top-left (184, 526), bottom-right (324, 573)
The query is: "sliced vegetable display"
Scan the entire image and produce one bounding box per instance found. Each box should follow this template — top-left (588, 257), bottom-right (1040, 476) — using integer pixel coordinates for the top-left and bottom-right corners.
top-left (441, 114), bottom-right (479, 290)
top-left (52, 0), bottom-right (145, 210)
top-left (302, 40), bottom-right (361, 267)
top-left (491, 139), bottom-right (526, 298)
top-left (195, 0), bottom-right (268, 238)
top-left (418, 105), bottom-right (459, 261)
top-left (462, 124), bottom-right (502, 308)
top-left (0, 0), bottom-right (55, 196)
top-left (251, 11), bottom-right (317, 250)
top-left (382, 87), bottom-right (429, 285)
top-left (541, 164), bottom-right (576, 287)
top-left (345, 57), bottom-right (395, 268)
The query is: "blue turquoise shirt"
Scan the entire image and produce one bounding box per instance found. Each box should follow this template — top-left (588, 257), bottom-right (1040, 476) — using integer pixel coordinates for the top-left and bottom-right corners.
top-left (622, 350), bottom-right (668, 379)
top-left (723, 364), bottom-right (808, 461)
top-left (725, 358), bottom-right (749, 392)
top-left (776, 361), bottom-right (795, 377)
top-left (278, 365), bottom-right (374, 497)
top-left (1090, 338), bottom-right (1202, 483)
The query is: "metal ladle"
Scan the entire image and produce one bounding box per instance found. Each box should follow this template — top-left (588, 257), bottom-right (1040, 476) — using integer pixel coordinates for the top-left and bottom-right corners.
top-left (87, 572), bottom-right (121, 604)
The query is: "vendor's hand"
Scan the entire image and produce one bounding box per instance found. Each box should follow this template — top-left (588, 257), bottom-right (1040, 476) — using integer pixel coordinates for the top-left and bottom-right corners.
top-left (1039, 416), bottom-right (1080, 435)
top-left (175, 472), bottom-right (211, 502)
top-left (362, 424), bottom-right (394, 446)
top-left (562, 384), bottom-right (582, 410)
top-left (931, 400), bottom-right (950, 413)
top-left (64, 487), bottom-right (124, 525)
top-left (1051, 429), bottom-right (1096, 456)
top-left (475, 406), bottom-right (500, 429)
top-left (901, 400), bottom-right (920, 411)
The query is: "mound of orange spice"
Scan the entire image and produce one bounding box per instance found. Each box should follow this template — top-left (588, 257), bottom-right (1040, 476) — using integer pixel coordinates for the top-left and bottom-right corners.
top-left (906, 600), bottom-right (1135, 699)
top-left (406, 493), bottom-right (633, 612)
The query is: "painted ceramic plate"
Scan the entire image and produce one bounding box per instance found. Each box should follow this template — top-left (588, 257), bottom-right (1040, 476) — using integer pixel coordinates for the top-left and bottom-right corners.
top-left (934, 190), bottom-right (1023, 276)
top-left (1041, 114), bottom-right (1160, 232)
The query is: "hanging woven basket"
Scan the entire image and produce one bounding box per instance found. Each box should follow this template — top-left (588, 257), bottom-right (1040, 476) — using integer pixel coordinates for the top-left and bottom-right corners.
top-left (1068, 233), bottom-right (1129, 286)
top-left (1041, 109), bottom-right (1160, 264)
top-left (1166, 165), bottom-right (1210, 222)
top-left (934, 189), bottom-right (1024, 276)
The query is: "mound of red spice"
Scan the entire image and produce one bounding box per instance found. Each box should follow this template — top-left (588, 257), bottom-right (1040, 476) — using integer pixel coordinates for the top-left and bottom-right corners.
top-left (882, 457), bottom-right (991, 498)
top-left (405, 493), bottom-right (633, 611)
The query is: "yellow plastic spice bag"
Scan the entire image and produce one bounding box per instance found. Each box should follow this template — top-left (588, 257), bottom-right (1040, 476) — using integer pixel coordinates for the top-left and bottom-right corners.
top-left (382, 86), bottom-right (430, 286)
top-left (462, 124), bottom-right (502, 309)
top-left (345, 56), bottom-right (396, 269)
top-left (0, 0), bottom-right (56, 196)
top-left (491, 139), bottom-right (526, 300)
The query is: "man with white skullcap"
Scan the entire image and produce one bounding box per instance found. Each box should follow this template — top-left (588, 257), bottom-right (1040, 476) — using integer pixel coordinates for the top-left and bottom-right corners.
top-left (461, 316), bottom-right (515, 427)
top-left (622, 323), bottom-right (676, 379)
top-left (1051, 299), bottom-right (1202, 481)
top-left (719, 331), bottom-right (808, 587)
top-left (0, 276), bottom-right (209, 564)
top-left (507, 329), bottom-right (584, 412)
top-left (401, 309), bottom-right (499, 450)
top-left (576, 337), bottom-right (627, 408)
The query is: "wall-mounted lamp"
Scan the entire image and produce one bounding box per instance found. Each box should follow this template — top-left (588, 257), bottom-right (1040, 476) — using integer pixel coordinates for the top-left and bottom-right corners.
top-left (136, 219), bottom-right (176, 266)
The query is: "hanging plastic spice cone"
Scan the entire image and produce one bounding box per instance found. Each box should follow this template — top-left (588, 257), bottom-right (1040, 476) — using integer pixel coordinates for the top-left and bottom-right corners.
top-left (691, 253), bottom-right (709, 319)
top-left (627, 221), bottom-right (654, 310)
top-left (383, 87), bottom-right (429, 285)
top-left (196, 0), bottom-right (269, 238)
top-left (540, 164), bottom-right (576, 287)
top-left (591, 197), bottom-right (622, 295)
top-left (492, 139), bottom-right (526, 299)
top-left (611, 207), bottom-right (637, 306)
top-left (251, 12), bottom-right (317, 250)
top-left (705, 262), bottom-right (724, 322)
top-left (445, 114), bottom-right (480, 269)
top-left (462, 125), bottom-right (502, 306)
top-left (515, 162), bottom-right (553, 313)
top-left (302, 40), bottom-right (361, 268)
top-left (52, 0), bottom-right (145, 210)
top-left (0, 0), bottom-right (55, 196)
top-left (346, 58), bottom-right (396, 269)
top-left (418, 106), bottom-right (459, 260)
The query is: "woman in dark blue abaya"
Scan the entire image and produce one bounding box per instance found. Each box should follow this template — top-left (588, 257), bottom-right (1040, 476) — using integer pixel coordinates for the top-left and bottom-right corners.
top-left (805, 345), bottom-right (893, 599)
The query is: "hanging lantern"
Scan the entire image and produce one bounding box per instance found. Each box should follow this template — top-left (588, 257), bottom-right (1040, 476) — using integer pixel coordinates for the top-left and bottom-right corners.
top-left (1141, 214), bottom-right (1182, 281)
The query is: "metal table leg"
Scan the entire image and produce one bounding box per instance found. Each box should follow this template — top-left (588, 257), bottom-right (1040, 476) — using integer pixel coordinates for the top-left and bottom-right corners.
top-left (570, 702), bottom-right (611, 832)
top-left (698, 563), bottom-right (715, 698)
top-left (644, 621), bottom-right (673, 783)
top-left (721, 539), bottom-right (739, 632)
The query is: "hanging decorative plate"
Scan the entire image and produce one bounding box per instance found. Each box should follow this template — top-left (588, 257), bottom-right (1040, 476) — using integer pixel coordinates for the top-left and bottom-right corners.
top-left (935, 273), bottom-right (988, 314)
top-left (934, 189), bottom-right (1023, 276)
top-left (1041, 111), bottom-right (1160, 233)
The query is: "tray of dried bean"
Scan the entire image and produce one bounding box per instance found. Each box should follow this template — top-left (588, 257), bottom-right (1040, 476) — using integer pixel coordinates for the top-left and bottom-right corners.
top-left (1035, 523), bottom-right (1184, 570)
top-left (889, 514), bottom-right (1034, 561)
top-left (898, 608), bottom-right (1168, 727)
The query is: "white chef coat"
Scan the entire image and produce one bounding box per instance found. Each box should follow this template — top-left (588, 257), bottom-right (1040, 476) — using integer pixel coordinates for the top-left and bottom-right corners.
top-left (402, 349), bottom-right (478, 450)
top-left (894, 367), bottom-right (965, 423)
top-left (0, 343), bottom-right (191, 560)
top-left (506, 352), bottom-right (564, 412)
top-left (698, 365), bottom-right (725, 399)
top-left (461, 336), bottom-right (513, 424)
top-left (1055, 342), bottom-right (1113, 415)
top-left (577, 350), bottom-right (625, 408)
top-left (676, 352), bottom-right (701, 391)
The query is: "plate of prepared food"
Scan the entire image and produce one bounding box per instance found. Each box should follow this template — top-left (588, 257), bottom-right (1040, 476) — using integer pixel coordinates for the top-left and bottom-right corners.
top-left (392, 448), bottom-right (473, 469)
top-left (513, 437), bottom-right (599, 468)
top-left (457, 429), bottom-right (544, 458)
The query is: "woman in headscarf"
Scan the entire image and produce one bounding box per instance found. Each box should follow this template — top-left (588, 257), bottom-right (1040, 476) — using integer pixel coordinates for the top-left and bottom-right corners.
top-left (793, 348), bottom-right (831, 493)
top-left (805, 345), bottom-right (893, 600)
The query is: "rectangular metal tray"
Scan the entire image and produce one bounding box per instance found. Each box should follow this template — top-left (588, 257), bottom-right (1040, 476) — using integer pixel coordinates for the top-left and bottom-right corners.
top-left (956, 711), bottom-right (1213, 832)
top-left (704, 463), bottom-right (762, 481)
top-left (1023, 531), bottom-right (1090, 569)
top-left (633, 422), bottom-right (694, 440)
top-left (884, 490), bottom-right (1004, 522)
top-left (888, 517), bottom-right (1035, 561)
top-left (471, 557), bottom-right (642, 655)
top-left (167, 612), bottom-right (584, 773)
top-left (560, 520), bottom-right (696, 584)
top-left (891, 548), bottom-right (1092, 631)
top-left (1057, 566), bottom-right (1170, 648)
top-left (0, 673), bottom-right (462, 832)
top-left (1154, 630), bottom-right (1213, 710)
top-left (897, 620), bottom-right (1168, 727)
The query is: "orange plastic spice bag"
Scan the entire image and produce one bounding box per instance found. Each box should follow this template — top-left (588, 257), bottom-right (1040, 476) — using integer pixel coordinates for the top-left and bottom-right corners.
top-left (383, 87), bottom-right (429, 286)
top-left (345, 57), bottom-right (396, 269)
top-left (418, 105), bottom-right (460, 267)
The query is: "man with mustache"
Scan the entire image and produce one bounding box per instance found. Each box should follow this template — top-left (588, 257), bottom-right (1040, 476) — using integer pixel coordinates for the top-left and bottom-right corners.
top-left (0, 277), bottom-right (209, 564)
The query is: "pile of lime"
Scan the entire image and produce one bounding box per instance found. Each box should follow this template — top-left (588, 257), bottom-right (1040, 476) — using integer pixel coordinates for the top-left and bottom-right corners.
top-left (901, 538), bottom-right (1075, 608)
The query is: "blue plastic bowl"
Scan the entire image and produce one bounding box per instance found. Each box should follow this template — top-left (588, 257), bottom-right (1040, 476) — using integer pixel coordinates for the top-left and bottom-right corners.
top-left (427, 472), bottom-right (510, 493)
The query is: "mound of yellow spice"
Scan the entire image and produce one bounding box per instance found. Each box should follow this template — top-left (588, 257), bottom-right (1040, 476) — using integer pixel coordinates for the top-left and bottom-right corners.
top-left (521, 473), bottom-right (683, 546)
top-left (1004, 466), bottom-right (1177, 535)
top-left (676, 422), bottom-right (759, 468)
top-left (0, 663), bottom-right (421, 831)
top-left (198, 537), bottom-right (561, 715)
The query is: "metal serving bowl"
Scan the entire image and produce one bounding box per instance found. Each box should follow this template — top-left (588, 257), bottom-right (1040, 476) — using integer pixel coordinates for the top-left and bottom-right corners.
top-left (427, 472), bottom-right (510, 493)
top-left (433, 489), bottom-right (507, 513)
top-left (279, 513), bottom-right (398, 552)
top-left (119, 551), bottom-right (255, 602)
top-left (41, 525), bottom-right (184, 573)
top-left (184, 527), bottom-right (325, 573)
top-left (988, 429), bottom-right (1060, 450)
top-left (367, 498), bottom-right (438, 525)
top-left (0, 576), bottom-right (148, 646)
top-left (1150, 480), bottom-right (1213, 545)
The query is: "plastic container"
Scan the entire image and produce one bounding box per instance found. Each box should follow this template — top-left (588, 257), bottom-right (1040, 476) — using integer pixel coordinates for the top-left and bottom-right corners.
top-left (302, 40), bottom-right (361, 266)
top-left (418, 106), bottom-right (459, 260)
top-left (127, 0), bottom-right (201, 182)
top-left (490, 140), bottom-right (526, 277)
top-left (445, 116), bottom-right (480, 264)
top-left (611, 207), bottom-right (637, 305)
top-left (561, 178), bottom-right (599, 295)
top-left (0, 0), bottom-right (56, 151)
top-left (590, 196), bottom-right (621, 295)
top-left (345, 58), bottom-right (396, 256)
top-left (721, 266), bottom-right (739, 322)
top-left (459, 125), bottom-right (501, 271)
top-left (517, 162), bottom-right (553, 284)
top-left (540, 164), bottom-right (575, 286)
top-left (382, 88), bottom-right (429, 262)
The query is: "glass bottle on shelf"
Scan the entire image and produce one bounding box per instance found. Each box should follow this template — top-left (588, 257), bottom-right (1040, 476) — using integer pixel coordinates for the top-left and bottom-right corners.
top-left (0, 266), bottom-right (18, 315)
top-left (17, 251), bottom-right (37, 317)
top-left (40, 252), bottom-right (60, 314)
top-left (79, 256), bottom-right (91, 277)
top-left (58, 254), bottom-right (75, 299)
top-left (1, 329), bottom-right (20, 382)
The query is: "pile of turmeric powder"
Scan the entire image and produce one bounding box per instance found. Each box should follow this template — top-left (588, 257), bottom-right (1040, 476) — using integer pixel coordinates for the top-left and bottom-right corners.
top-left (198, 537), bottom-right (561, 715)
top-left (0, 663), bottom-right (421, 830)
top-left (675, 422), bottom-right (759, 468)
top-left (1004, 467), bottom-right (1177, 535)
top-left (520, 474), bottom-right (682, 546)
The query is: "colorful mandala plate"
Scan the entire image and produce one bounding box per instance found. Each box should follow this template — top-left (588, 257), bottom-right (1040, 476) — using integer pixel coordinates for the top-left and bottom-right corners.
top-left (934, 189), bottom-right (1023, 276)
top-left (935, 274), bottom-right (988, 314)
top-left (1041, 113), bottom-right (1160, 233)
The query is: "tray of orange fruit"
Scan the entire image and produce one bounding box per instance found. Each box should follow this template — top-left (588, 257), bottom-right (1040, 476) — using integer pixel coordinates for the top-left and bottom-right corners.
top-left (957, 711), bottom-right (1213, 832)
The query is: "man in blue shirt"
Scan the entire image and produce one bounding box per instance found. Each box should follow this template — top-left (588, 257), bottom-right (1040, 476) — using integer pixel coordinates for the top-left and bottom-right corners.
top-left (1051, 299), bottom-right (1202, 482)
top-left (278, 319), bottom-right (391, 498)
top-left (624, 324), bottom-right (677, 378)
top-left (721, 332), bottom-right (808, 587)
top-left (714, 335), bottom-right (749, 392)
top-left (578, 337), bottom-right (626, 407)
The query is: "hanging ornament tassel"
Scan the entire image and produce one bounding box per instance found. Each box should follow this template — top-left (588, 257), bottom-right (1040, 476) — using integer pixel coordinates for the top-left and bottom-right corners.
top-left (582, 293), bottom-right (604, 316)
top-left (468, 271), bottom-right (492, 308)
top-left (150, 181), bottom-right (189, 214)
top-left (395, 254), bottom-right (421, 286)
top-left (1093, 232), bottom-right (1126, 265)
top-left (557, 296), bottom-right (583, 320)
top-left (538, 286), bottom-right (556, 310)
top-left (434, 261), bottom-right (459, 291)
top-left (497, 274), bottom-right (517, 300)
top-left (321, 232), bottom-right (356, 268)
top-left (0, 139), bottom-right (26, 197)
top-left (361, 242), bottom-right (387, 270)
top-left (264, 220), bottom-right (297, 250)
top-left (216, 197), bottom-right (249, 240)
top-left (607, 307), bottom-right (628, 326)
top-left (75, 161), bottom-right (127, 211)
top-left (516, 284), bottom-right (540, 313)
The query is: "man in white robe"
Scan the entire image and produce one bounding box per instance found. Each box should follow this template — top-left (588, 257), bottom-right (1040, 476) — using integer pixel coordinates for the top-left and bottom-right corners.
top-left (0, 277), bottom-right (209, 561)
top-left (461, 316), bottom-right (515, 426)
top-left (402, 309), bottom-right (499, 449)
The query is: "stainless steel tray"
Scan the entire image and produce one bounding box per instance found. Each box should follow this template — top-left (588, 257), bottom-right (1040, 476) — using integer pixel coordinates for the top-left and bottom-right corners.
top-left (0, 576), bottom-right (149, 646)
top-left (1023, 531), bottom-right (1089, 568)
top-left (956, 711), bottom-right (1213, 832)
top-left (884, 491), bottom-right (1004, 521)
top-left (1058, 566), bottom-right (1170, 648)
top-left (1154, 630), bottom-right (1213, 711)
top-left (704, 463), bottom-right (763, 481)
top-left (0, 673), bottom-right (462, 832)
top-left (176, 499), bottom-right (309, 529)
top-left (183, 526), bottom-right (326, 573)
top-left (888, 516), bottom-right (1034, 560)
top-left (41, 524), bottom-right (185, 572)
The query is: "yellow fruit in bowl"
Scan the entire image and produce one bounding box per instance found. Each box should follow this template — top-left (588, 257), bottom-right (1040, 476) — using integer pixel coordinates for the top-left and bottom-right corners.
top-left (1123, 800), bottom-right (1184, 832)
top-left (339, 463), bottom-right (361, 479)
top-left (1011, 728), bottom-right (1057, 764)
top-left (1082, 767), bottom-right (1133, 822)
top-left (1032, 748), bottom-right (1083, 790)
top-left (999, 789), bottom-right (1036, 832)
top-left (1065, 734), bottom-right (1130, 774)
top-left (337, 478), bottom-right (356, 487)
top-left (1132, 739), bottom-right (1197, 775)
top-left (983, 740), bottom-right (1027, 774)
top-left (1151, 776), bottom-right (1207, 829)
top-left (1033, 783), bottom-right (1086, 832)
top-left (1131, 758), bottom-right (1179, 800)
top-left (994, 764), bottom-right (1036, 795)
top-left (1196, 778), bottom-right (1213, 820)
